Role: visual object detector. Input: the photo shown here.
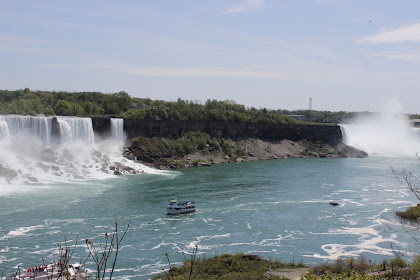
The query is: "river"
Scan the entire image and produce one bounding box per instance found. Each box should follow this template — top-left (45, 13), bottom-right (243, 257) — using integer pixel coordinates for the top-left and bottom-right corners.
top-left (0, 115), bottom-right (419, 279)
top-left (1, 156), bottom-right (419, 279)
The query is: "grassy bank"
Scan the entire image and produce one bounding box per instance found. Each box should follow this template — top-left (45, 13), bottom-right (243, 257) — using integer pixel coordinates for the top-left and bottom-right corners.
top-left (151, 253), bottom-right (420, 280)
top-left (151, 253), bottom-right (306, 280)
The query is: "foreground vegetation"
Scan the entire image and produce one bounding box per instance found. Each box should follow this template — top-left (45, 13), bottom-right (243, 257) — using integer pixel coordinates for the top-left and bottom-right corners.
top-left (306, 255), bottom-right (420, 279)
top-left (151, 253), bottom-right (305, 280)
top-left (396, 204), bottom-right (420, 221)
top-left (151, 253), bottom-right (420, 280)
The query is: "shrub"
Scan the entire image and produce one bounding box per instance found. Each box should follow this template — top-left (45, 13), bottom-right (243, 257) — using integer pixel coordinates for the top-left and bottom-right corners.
top-left (396, 204), bottom-right (420, 221)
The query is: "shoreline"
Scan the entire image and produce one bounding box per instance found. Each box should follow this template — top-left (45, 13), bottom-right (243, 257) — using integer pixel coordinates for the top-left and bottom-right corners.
top-left (124, 137), bottom-right (367, 170)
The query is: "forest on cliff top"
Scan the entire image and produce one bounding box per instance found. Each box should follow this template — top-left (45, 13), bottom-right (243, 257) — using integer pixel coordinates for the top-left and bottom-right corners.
top-left (2, 88), bottom-right (415, 124)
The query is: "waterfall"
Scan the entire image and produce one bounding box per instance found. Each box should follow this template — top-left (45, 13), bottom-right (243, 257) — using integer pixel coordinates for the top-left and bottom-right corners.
top-left (340, 117), bottom-right (420, 157)
top-left (0, 115), bottom-right (94, 145)
top-left (0, 116), bottom-right (10, 139)
top-left (110, 118), bottom-right (124, 142)
top-left (0, 115), bottom-right (51, 143)
top-left (58, 117), bottom-right (95, 144)
top-left (0, 115), bottom-right (159, 187)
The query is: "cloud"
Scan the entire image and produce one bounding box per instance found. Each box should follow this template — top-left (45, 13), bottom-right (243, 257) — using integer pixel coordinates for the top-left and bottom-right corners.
top-left (364, 50), bottom-right (420, 62)
top-left (223, 0), bottom-right (266, 14)
top-left (0, 33), bottom-right (52, 46)
top-left (360, 23), bottom-right (420, 44)
top-left (100, 64), bottom-right (287, 80)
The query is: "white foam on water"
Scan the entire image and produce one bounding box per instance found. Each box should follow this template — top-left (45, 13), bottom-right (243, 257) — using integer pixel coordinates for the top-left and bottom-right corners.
top-left (151, 240), bottom-right (170, 250)
top-left (230, 241), bottom-right (258, 247)
top-left (318, 215), bottom-right (333, 220)
top-left (0, 257), bottom-right (19, 264)
top-left (194, 233), bottom-right (231, 244)
top-left (246, 249), bottom-right (275, 254)
top-left (312, 218), bottom-right (399, 260)
top-left (31, 247), bottom-right (59, 255)
top-left (6, 224), bottom-right (45, 238)
top-left (341, 199), bottom-right (365, 207)
top-left (201, 218), bottom-right (222, 224)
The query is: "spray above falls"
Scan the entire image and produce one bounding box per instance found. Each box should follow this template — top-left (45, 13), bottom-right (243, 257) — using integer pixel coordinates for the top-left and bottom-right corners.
top-left (0, 115), bottom-right (160, 187)
top-left (340, 113), bottom-right (420, 157)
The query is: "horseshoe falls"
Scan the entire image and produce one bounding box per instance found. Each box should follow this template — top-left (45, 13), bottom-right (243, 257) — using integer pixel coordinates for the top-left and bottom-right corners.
top-left (340, 114), bottom-right (420, 157)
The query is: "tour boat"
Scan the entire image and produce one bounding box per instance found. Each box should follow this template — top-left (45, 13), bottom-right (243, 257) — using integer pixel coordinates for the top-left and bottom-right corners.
top-left (167, 199), bottom-right (196, 215)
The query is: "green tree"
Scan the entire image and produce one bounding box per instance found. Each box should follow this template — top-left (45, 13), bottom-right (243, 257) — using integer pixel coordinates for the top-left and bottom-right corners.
top-left (55, 100), bottom-right (73, 116)
top-left (44, 106), bottom-right (55, 116)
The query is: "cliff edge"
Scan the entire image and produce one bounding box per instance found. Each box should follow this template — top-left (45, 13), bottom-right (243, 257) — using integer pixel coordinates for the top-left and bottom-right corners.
top-left (91, 117), bottom-right (367, 170)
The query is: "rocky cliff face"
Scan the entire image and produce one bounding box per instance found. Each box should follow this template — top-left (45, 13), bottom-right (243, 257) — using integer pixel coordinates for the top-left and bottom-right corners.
top-left (91, 117), bottom-right (111, 138)
top-left (91, 118), bottom-right (366, 170)
top-left (120, 119), bottom-right (342, 146)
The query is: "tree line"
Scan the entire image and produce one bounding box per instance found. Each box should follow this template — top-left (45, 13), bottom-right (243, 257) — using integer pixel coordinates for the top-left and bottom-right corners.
top-left (0, 88), bottom-right (131, 116)
top-left (3, 88), bottom-right (415, 125)
top-left (0, 89), bottom-right (303, 125)
top-left (122, 98), bottom-right (305, 126)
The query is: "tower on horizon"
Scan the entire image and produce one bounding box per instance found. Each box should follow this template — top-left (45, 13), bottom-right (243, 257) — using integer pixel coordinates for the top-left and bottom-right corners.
top-left (309, 97), bottom-right (312, 111)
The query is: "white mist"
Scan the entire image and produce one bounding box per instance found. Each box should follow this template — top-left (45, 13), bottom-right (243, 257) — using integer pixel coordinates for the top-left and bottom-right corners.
top-left (0, 115), bottom-right (163, 188)
top-left (341, 105), bottom-right (420, 157)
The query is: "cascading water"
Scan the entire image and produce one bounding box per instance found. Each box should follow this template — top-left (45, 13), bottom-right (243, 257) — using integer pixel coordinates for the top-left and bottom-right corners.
top-left (0, 115), bottom-right (51, 144)
top-left (57, 117), bottom-right (95, 144)
top-left (340, 113), bottom-right (420, 157)
top-left (0, 115), bottom-right (160, 188)
top-left (0, 116), bottom-right (10, 138)
top-left (110, 118), bottom-right (124, 142)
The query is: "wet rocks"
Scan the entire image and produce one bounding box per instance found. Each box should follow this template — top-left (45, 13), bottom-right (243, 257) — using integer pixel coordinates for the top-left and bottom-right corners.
top-left (0, 164), bottom-right (18, 183)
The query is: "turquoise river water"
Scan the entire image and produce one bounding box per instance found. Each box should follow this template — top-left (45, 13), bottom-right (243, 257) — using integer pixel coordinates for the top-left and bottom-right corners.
top-left (1, 156), bottom-right (419, 279)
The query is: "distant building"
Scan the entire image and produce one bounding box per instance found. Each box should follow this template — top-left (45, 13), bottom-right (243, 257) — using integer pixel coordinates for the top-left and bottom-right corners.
top-left (410, 119), bottom-right (420, 127)
top-left (129, 103), bottom-right (138, 109)
top-left (288, 115), bottom-right (305, 121)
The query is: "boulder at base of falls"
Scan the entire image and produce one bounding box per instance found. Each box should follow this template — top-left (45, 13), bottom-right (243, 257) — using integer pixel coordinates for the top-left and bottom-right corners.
top-left (26, 176), bottom-right (39, 182)
top-left (114, 169), bottom-right (122, 175)
top-left (335, 142), bottom-right (368, 158)
top-left (0, 164), bottom-right (18, 183)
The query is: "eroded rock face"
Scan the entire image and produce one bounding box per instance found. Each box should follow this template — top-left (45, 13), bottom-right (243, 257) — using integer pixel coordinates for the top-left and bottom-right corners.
top-left (118, 119), bottom-right (343, 146)
top-left (335, 142), bottom-right (368, 158)
top-left (50, 116), bottom-right (63, 145)
top-left (126, 136), bottom-right (368, 170)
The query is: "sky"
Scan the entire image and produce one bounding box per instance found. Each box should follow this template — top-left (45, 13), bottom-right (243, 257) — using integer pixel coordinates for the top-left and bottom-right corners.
top-left (1, 0), bottom-right (420, 113)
